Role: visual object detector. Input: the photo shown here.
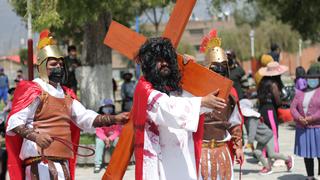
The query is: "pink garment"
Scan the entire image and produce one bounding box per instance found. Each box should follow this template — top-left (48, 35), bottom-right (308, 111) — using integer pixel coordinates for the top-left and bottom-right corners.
top-left (96, 125), bottom-right (122, 141)
top-left (290, 87), bottom-right (320, 128)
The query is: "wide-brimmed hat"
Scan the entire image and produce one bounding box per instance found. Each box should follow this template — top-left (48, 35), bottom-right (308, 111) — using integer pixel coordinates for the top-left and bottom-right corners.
top-left (258, 61), bottom-right (288, 77)
top-left (239, 99), bottom-right (260, 118)
top-left (303, 66), bottom-right (320, 78)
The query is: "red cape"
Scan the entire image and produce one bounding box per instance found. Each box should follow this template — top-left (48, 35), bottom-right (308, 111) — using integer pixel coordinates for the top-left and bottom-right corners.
top-left (5, 80), bottom-right (80, 180)
top-left (133, 77), bottom-right (204, 180)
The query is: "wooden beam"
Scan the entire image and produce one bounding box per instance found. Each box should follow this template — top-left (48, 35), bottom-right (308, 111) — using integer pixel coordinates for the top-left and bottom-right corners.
top-left (162, 0), bottom-right (197, 48)
top-left (104, 21), bottom-right (146, 60)
top-left (177, 55), bottom-right (232, 99)
top-left (104, 22), bottom-right (233, 99)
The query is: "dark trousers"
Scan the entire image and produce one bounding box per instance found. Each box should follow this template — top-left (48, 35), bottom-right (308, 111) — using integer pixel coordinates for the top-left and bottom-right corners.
top-left (0, 149), bottom-right (7, 180)
top-left (304, 158), bottom-right (320, 177)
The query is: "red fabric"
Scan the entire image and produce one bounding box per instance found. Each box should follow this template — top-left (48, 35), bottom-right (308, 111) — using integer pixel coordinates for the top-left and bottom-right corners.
top-left (5, 80), bottom-right (80, 180)
top-left (133, 77), bottom-right (203, 180)
top-left (192, 114), bottom-right (205, 175)
top-left (277, 108), bottom-right (293, 122)
top-left (132, 77), bottom-right (154, 180)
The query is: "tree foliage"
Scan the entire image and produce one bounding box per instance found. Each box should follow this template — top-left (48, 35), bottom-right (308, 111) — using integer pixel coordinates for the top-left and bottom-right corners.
top-left (9, 0), bottom-right (173, 44)
top-left (219, 17), bottom-right (300, 60)
top-left (210, 0), bottom-right (319, 42)
top-left (256, 0), bottom-right (320, 42)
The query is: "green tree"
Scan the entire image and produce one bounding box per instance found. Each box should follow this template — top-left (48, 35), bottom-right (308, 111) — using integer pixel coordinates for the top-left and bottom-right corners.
top-left (9, 0), bottom-right (170, 109)
top-left (256, 0), bottom-right (320, 42)
top-left (219, 17), bottom-right (300, 61)
top-left (209, 0), bottom-right (318, 42)
top-left (177, 41), bottom-right (196, 56)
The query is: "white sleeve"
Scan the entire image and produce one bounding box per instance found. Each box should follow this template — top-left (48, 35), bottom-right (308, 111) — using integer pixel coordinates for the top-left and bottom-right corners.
top-left (181, 90), bottom-right (211, 114)
top-left (71, 99), bottom-right (99, 133)
top-left (229, 104), bottom-right (242, 127)
top-left (147, 90), bottom-right (201, 132)
top-left (6, 98), bottom-right (40, 136)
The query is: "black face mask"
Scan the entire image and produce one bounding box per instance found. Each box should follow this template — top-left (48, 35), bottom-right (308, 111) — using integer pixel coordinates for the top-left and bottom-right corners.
top-left (48, 67), bottom-right (65, 84)
top-left (209, 63), bottom-right (229, 77)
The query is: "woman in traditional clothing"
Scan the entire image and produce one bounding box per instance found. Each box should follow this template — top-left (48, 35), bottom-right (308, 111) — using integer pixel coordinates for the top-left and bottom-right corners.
top-left (257, 62), bottom-right (288, 155)
top-left (291, 66), bottom-right (320, 180)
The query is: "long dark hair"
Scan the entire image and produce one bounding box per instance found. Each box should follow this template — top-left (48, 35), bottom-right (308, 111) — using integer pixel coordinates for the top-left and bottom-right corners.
top-left (257, 75), bottom-right (284, 105)
top-left (136, 37), bottom-right (182, 95)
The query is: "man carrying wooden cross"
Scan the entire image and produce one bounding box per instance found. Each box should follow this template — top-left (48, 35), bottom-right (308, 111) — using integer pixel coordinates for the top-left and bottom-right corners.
top-left (131, 37), bottom-right (227, 180)
top-left (102, 1), bottom-right (235, 179)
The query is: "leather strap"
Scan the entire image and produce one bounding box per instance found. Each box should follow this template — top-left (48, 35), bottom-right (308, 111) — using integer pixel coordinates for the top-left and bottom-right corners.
top-left (41, 136), bottom-right (95, 164)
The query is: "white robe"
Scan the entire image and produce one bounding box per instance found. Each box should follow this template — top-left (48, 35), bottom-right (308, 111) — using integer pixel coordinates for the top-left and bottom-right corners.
top-left (142, 90), bottom-right (202, 180)
top-left (6, 78), bottom-right (98, 180)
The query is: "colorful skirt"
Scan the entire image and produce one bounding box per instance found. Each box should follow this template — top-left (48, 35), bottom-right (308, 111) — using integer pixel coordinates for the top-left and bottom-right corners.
top-left (294, 127), bottom-right (320, 158)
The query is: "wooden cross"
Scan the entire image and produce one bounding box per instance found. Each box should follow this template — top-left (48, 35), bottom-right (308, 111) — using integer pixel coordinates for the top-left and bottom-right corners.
top-left (102, 0), bottom-right (233, 179)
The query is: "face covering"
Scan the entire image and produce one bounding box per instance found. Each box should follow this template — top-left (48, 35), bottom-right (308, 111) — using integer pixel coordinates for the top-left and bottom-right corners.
top-left (48, 67), bottom-right (64, 84)
top-left (307, 78), bottom-right (319, 89)
top-left (102, 107), bottom-right (114, 114)
top-left (295, 78), bottom-right (307, 91)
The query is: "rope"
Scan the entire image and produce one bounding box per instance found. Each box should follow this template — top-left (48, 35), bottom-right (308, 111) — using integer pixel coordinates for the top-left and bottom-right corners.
top-left (41, 136), bottom-right (95, 164)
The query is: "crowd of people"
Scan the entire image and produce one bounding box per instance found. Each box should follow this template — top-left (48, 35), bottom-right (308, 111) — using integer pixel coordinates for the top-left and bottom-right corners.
top-left (0, 27), bottom-right (319, 180)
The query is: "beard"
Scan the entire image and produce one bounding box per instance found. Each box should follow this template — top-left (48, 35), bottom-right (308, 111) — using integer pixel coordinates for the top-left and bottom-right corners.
top-left (147, 65), bottom-right (181, 95)
top-left (159, 66), bottom-right (171, 77)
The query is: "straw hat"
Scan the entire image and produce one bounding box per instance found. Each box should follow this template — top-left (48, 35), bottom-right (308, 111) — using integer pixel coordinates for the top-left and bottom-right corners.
top-left (258, 61), bottom-right (288, 77)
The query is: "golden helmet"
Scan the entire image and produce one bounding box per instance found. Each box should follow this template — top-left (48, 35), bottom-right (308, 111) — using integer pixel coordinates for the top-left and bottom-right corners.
top-left (36, 29), bottom-right (64, 82)
top-left (206, 46), bottom-right (228, 63)
top-left (199, 29), bottom-right (228, 67)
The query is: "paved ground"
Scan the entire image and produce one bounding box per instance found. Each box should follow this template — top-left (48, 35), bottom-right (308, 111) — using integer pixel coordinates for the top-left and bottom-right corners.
top-left (75, 123), bottom-right (311, 180)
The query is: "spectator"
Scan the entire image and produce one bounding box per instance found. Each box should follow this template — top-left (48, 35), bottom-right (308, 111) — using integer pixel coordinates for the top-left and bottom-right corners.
top-left (0, 121), bottom-right (7, 180)
top-left (241, 99), bottom-right (293, 175)
top-left (269, 43), bottom-right (281, 62)
top-left (63, 45), bottom-right (81, 93)
top-left (121, 72), bottom-right (135, 112)
top-left (0, 67), bottom-right (9, 105)
top-left (295, 66), bottom-right (307, 91)
top-left (112, 78), bottom-right (117, 101)
top-left (291, 66), bottom-right (320, 180)
top-left (0, 87), bottom-right (12, 179)
top-left (257, 62), bottom-right (288, 153)
top-left (227, 50), bottom-right (247, 99)
top-left (14, 69), bottom-right (24, 82)
top-left (94, 99), bottom-right (122, 173)
top-left (254, 54), bottom-right (274, 87)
